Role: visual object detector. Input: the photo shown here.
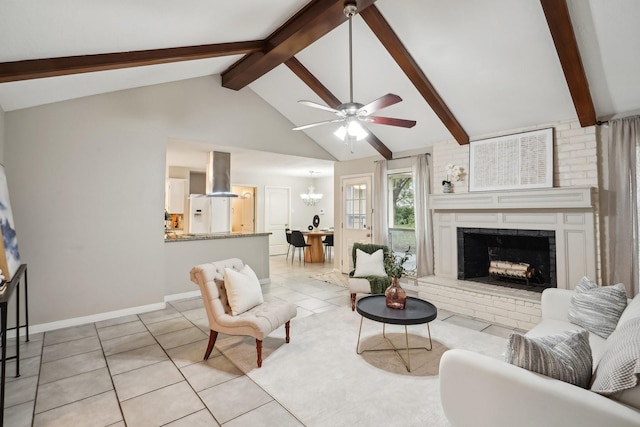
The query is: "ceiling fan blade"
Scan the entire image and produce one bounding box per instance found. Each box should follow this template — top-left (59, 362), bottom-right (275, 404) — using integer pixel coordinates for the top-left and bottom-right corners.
top-left (364, 116), bottom-right (417, 128)
top-left (298, 100), bottom-right (342, 115)
top-left (293, 118), bottom-right (344, 131)
top-left (358, 93), bottom-right (403, 115)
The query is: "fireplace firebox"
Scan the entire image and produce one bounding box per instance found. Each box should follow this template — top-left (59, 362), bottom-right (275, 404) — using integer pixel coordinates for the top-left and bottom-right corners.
top-left (457, 228), bottom-right (556, 291)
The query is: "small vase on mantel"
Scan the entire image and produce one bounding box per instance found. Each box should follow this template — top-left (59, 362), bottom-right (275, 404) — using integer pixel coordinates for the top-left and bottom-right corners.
top-left (442, 181), bottom-right (453, 193)
top-left (385, 277), bottom-right (407, 309)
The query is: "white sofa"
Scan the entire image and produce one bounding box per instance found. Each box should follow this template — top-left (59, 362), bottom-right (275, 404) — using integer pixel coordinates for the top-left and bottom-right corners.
top-left (440, 288), bottom-right (640, 427)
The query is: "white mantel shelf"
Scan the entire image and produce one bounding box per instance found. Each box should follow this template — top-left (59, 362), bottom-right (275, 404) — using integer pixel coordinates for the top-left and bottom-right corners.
top-left (430, 186), bottom-right (594, 211)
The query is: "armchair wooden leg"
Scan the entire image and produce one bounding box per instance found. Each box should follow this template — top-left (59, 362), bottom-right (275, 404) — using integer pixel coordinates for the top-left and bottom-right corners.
top-left (256, 339), bottom-right (263, 368)
top-left (285, 321), bottom-right (291, 343)
top-left (351, 293), bottom-right (356, 311)
top-left (204, 330), bottom-right (218, 360)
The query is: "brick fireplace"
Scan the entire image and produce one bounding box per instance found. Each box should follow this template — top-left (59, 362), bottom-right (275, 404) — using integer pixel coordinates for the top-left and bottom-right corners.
top-left (418, 186), bottom-right (596, 330)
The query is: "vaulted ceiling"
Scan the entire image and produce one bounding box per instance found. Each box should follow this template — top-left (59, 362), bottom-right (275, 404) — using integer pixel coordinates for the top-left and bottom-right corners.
top-left (1, 0), bottom-right (639, 162)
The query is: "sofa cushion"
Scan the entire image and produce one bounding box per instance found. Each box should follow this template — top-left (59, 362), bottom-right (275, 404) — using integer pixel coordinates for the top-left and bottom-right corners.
top-left (568, 277), bottom-right (628, 339)
top-left (353, 249), bottom-right (387, 277)
top-left (617, 294), bottom-right (640, 328)
top-left (591, 317), bottom-right (640, 409)
top-left (224, 264), bottom-right (264, 316)
top-left (505, 330), bottom-right (593, 388)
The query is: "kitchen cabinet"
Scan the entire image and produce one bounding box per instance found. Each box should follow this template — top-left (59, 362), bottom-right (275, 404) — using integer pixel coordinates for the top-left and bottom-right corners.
top-left (165, 178), bottom-right (186, 214)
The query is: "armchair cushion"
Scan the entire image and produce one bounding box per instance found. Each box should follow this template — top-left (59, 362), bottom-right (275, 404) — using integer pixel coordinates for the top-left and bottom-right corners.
top-left (353, 248), bottom-right (386, 277)
top-left (224, 264), bottom-right (264, 316)
top-left (505, 330), bottom-right (593, 388)
top-left (568, 277), bottom-right (628, 338)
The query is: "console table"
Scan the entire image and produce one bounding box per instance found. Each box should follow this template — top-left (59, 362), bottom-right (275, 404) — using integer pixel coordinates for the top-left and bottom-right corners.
top-left (0, 264), bottom-right (29, 426)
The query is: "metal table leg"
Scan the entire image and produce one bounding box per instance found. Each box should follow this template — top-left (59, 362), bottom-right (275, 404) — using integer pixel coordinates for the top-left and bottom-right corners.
top-left (356, 317), bottom-right (433, 372)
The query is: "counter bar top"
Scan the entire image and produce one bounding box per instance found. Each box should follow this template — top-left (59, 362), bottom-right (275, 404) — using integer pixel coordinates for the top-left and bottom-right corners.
top-left (164, 232), bottom-right (271, 242)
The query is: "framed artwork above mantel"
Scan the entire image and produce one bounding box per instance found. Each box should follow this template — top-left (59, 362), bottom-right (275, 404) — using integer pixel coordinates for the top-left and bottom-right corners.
top-left (469, 127), bottom-right (553, 192)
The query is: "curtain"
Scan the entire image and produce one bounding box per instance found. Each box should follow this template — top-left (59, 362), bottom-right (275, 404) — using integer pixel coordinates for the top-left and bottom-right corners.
top-left (373, 160), bottom-right (389, 246)
top-left (600, 115), bottom-right (640, 297)
top-left (413, 154), bottom-right (434, 277)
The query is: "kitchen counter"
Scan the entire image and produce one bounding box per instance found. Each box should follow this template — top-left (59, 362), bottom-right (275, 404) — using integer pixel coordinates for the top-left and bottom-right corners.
top-left (164, 232), bottom-right (271, 242)
top-left (163, 232), bottom-right (271, 297)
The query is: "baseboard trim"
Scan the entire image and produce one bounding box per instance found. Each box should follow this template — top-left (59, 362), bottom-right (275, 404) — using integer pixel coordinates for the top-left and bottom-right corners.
top-left (164, 290), bottom-right (200, 302)
top-left (12, 301), bottom-right (167, 338)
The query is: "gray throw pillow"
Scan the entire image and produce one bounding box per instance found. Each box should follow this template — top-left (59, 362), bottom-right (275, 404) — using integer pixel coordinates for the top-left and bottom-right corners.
top-left (591, 317), bottom-right (640, 397)
top-left (568, 277), bottom-right (628, 339)
top-left (505, 330), bottom-right (593, 388)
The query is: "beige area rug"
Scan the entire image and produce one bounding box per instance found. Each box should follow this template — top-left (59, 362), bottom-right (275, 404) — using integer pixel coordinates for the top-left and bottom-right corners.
top-left (310, 270), bottom-right (349, 287)
top-left (215, 307), bottom-right (507, 427)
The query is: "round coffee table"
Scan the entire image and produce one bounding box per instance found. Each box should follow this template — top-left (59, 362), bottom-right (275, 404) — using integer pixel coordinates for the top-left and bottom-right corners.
top-left (356, 295), bottom-right (438, 372)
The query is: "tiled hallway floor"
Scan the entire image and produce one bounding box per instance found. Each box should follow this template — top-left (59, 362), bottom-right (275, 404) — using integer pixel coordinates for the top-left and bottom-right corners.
top-left (3, 256), bottom-right (522, 426)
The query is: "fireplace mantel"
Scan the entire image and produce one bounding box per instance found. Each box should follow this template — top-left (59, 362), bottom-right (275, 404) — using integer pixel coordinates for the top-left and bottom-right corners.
top-left (429, 186), bottom-right (593, 211)
top-left (429, 186), bottom-right (597, 290)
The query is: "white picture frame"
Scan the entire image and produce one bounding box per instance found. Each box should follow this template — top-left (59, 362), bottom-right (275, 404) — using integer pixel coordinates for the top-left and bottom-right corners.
top-left (469, 128), bottom-right (553, 192)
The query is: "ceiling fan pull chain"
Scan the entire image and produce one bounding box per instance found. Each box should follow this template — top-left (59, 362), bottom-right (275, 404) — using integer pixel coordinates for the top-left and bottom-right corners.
top-left (348, 14), bottom-right (354, 104)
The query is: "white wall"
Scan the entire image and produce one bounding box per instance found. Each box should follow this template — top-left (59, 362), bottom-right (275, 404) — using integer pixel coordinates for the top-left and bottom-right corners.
top-left (5, 75), bottom-right (333, 325)
top-left (232, 170), bottom-right (334, 232)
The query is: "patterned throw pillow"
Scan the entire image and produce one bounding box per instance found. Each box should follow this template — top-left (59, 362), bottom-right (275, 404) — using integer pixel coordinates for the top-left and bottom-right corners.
top-left (591, 317), bottom-right (640, 399)
top-left (568, 277), bottom-right (628, 339)
top-left (505, 330), bottom-right (593, 388)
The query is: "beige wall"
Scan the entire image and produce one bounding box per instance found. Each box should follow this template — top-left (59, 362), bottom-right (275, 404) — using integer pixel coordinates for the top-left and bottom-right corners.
top-left (0, 106), bottom-right (4, 165)
top-left (5, 75), bottom-right (333, 326)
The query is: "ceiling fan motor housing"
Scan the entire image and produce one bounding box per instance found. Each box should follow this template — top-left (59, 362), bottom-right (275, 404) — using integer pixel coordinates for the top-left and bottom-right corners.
top-left (343, 2), bottom-right (358, 18)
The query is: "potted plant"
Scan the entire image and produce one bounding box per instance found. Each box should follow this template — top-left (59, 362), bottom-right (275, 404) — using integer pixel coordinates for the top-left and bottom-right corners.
top-left (384, 248), bottom-right (411, 309)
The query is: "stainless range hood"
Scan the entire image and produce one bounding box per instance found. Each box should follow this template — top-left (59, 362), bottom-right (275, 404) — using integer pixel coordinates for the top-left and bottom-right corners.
top-left (205, 151), bottom-right (238, 197)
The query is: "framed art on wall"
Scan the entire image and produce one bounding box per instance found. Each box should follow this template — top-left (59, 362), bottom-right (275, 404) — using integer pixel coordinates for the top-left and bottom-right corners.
top-left (0, 165), bottom-right (20, 281)
top-left (469, 127), bottom-right (553, 192)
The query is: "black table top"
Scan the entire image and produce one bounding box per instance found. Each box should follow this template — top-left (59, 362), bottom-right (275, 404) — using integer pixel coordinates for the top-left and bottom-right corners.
top-left (356, 295), bottom-right (437, 325)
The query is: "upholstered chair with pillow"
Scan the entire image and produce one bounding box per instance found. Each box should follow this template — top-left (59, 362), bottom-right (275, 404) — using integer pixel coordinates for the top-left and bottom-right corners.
top-left (348, 243), bottom-right (391, 311)
top-left (190, 258), bottom-right (297, 367)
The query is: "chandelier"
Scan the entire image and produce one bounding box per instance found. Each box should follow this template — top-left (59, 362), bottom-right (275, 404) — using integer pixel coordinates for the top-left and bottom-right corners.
top-left (300, 171), bottom-right (323, 206)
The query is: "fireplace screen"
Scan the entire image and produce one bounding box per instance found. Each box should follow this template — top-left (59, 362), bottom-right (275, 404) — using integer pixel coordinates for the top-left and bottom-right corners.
top-left (457, 228), bottom-right (556, 291)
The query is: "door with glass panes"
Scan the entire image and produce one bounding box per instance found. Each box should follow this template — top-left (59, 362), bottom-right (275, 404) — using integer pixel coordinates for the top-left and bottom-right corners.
top-left (341, 175), bottom-right (372, 273)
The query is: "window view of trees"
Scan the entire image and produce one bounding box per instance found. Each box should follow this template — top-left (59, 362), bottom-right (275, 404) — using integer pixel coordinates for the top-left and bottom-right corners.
top-left (388, 171), bottom-right (416, 275)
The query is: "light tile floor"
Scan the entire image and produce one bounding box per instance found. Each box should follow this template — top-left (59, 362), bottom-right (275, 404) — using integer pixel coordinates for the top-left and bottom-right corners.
top-left (2, 255), bottom-right (526, 426)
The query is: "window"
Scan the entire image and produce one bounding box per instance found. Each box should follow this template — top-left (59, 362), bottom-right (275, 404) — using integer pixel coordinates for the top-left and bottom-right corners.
top-left (387, 171), bottom-right (416, 275)
top-left (345, 183), bottom-right (367, 230)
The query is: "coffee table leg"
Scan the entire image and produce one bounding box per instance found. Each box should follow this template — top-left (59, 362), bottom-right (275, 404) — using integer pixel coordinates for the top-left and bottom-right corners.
top-left (357, 319), bottom-right (432, 373)
top-left (356, 316), bottom-right (364, 354)
top-left (404, 325), bottom-right (411, 371)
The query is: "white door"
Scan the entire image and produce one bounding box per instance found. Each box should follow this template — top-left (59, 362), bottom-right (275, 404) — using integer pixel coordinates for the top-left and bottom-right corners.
top-left (341, 175), bottom-right (373, 273)
top-left (265, 186), bottom-right (290, 255)
top-left (241, 189), bottom-right (255, 232)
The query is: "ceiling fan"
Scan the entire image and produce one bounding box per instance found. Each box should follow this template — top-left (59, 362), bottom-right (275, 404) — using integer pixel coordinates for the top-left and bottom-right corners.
top-left (293, 1), bottom-right (416, 150)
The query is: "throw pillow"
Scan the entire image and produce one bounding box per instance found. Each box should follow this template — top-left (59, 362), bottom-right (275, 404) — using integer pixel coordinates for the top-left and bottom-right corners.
top-left (505, 330), bottom-right (593, 388)
top-left (223, 264), bottom-right (264, 316)
top-left (568, 277), bottom-right (628, 338)
top-left (353, 249), bottom-right (387, 277)
top-left (591, 317), bottom-right (640, 403)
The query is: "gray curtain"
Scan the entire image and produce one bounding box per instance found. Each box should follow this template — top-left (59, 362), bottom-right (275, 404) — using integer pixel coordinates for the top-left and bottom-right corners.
top-left (373, 160), bottom-right (389, 246)
top-left (600, 115), bottom-right (640, 297)
top-left (413, 154), bottom-right (434, 277)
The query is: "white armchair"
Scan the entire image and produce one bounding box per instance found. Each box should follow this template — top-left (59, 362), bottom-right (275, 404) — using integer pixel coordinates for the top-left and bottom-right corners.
top-left (190, 258), bottom-right (297, 367)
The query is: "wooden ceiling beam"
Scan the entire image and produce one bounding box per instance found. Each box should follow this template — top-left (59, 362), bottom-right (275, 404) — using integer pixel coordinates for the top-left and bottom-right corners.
top-left (540, 0), bottom-right (596, 127)
top-left (360, 5), bottom-right (469, 145)
top-left (222, 0), bottom-right (377, 91)
top-left (0, 41), bottom-right (264, 83)
top-left (285, 57), bottom-right (393, 160)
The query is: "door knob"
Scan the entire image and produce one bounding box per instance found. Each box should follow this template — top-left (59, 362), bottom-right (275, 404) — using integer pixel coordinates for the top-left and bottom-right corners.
top-left (366, 233), bottom-right (371, 237)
